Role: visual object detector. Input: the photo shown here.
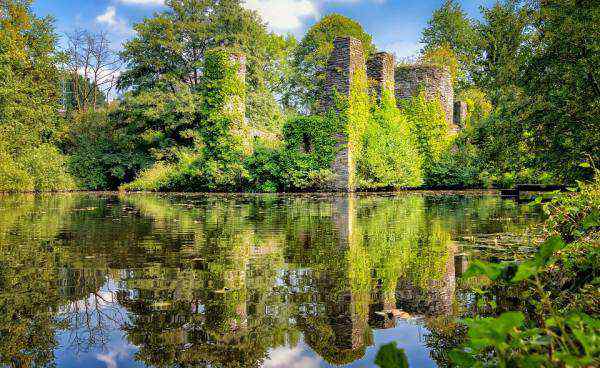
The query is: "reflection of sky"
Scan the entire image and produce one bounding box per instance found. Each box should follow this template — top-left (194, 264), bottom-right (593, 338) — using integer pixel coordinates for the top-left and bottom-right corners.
top-left (55, 280), bottom-right (145, 368)
top-left (53, 277), bottom-right (436, 368)
top-left (263, 320), bottom-right (435, 368)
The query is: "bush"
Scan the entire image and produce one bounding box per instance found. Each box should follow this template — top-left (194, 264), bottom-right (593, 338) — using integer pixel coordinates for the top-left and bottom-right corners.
top-left (401, 91), bottom-right (453, 177)
top-left (0, 143), bottom-right (74, 192)
top-left (0, 149), bottom-right (34, 192)
top-left (64, 109), bottom-right (152, 190)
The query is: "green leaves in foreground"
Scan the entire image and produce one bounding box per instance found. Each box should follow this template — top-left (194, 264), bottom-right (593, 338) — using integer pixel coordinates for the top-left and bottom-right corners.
top-left (375, 342), bottom-right (409, 368)
top-left (453, 235), bottom-right (600, 367)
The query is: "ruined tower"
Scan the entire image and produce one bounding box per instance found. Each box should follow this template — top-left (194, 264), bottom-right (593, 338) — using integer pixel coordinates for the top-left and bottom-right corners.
top-left (394, 65), bottom-right (456, 132)
top-left (320, 37), bottom-right (367, 192)
top-left (367, 52), bottom-right (396, 101)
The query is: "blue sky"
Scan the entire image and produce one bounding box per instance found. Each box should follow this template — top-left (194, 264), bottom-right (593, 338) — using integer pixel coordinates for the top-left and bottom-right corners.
top-left (33, 0), bottom-right (493, 58)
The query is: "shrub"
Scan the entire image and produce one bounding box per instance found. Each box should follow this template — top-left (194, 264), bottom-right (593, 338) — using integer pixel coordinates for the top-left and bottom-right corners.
top-left (451, 176), bottom-right (600, 367)
top-left (64, 109), bottom-right (152, 190)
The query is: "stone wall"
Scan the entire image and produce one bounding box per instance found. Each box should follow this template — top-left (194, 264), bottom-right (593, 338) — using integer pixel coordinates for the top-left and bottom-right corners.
top-left (224, 52), bottom-right (253, 155)
top-left (453, 101), bottom-right (468, 129)
top-left (367, 52), bottom-right (395, 101)
top-left (320, 37), bottom-right (366, 114)
top-left (394, 65), bottom-right (456, 131)
top-left (321, 37), bottom-right (367, 192)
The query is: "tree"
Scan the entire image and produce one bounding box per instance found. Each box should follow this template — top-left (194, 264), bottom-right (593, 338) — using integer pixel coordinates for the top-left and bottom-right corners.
top-left (63, 29), bottom-right (120, 112)
top-left (0, 0), bottom-right (74, 192)
top-left (519, 0), bottom-right (600, 181)
top-left (420, 0), bottom-right (477, 86)
top-left (0, 0), bottom-right (62, 153)
top-left (291, 14), bottom-right (376, 112)
top-left (473, 0), bottom-right (531, 101)
top-left (118, 0), bottom-right (275, 94)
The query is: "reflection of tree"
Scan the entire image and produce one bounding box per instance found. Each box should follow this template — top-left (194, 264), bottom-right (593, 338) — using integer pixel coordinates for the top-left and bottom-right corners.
top-left (114, 195), bottom-right (295, 367)
top-left (0, 192), bottom-right (543, 367)
top-left (58, 267), bottom-right (124, 355)
top-left (0, 195), bottom-right (75, 367)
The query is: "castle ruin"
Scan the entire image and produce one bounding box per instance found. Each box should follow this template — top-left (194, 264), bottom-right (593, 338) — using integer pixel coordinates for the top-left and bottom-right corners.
top-left (319, 36), bottom-right (466, 192)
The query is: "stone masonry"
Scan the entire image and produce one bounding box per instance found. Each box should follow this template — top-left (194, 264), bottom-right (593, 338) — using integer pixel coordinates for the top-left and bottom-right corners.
top-left (367, 52), bottom-right (395, 101)
top-left (453, 100), bottom-right (468, 129)
top-left (317, 38), bottom-right (461, 191)
top-left (321, 37), bottom-right (367, 192)
top-left (394, 65), bottom-right (456, 131)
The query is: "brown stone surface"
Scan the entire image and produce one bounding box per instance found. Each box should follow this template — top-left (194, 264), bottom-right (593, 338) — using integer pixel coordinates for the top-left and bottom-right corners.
top-left (320, 37), bottom-right (367, 192)
top-left (367, 52), bottom-right (395, 101)
top-left (395, 65), bottom-right (456, 130)
top-left (320, 37), bottom-right (366, 114)
top-left (453, 100), bottom-right (468, 129)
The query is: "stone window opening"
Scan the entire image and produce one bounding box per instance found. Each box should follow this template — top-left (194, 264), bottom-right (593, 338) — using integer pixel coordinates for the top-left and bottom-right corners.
top-left (302, 133), bottom-right (312, 153)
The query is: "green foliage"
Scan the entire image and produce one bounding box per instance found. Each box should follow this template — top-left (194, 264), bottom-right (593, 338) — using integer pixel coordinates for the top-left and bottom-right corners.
top-left (359, 90), bottom-right (423, 188)
top-left (292, 13), bottom-right (375, 112)
top-left (420, 0), bottom-right (477, 87)
top-left (118, 0), bottom-right (275, 94)
top-left (0, 0), bottom-right (74, 192)
top-left (63, 109), bottom-right (152, 190)
top-left (122, 48), bottom-right (250, 192)
top-left (456, 87), bottom-right (492, 129)
top-left (518, 0), bottom-right (600, 183)
top-left (375, 342), bottom-right (409, 368)
top-left (473, 0), bottom-right (531, 101)
top-left (453, 179), bottom-right (600, 367)
top-left (400, 91), bottom-right (453, 176)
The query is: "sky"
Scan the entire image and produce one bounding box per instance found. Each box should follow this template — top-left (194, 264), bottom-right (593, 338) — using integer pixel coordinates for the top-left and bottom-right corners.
top-left (32, 0), bottom-right (494, 59)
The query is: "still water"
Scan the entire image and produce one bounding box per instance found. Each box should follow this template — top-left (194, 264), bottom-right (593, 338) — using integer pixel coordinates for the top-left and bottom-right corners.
top-left (0, 192), bottom-right (544, 368)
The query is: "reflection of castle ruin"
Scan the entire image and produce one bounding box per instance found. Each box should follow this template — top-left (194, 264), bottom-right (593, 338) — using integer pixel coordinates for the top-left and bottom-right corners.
top-left (320, 36), bottom-right (467, 192)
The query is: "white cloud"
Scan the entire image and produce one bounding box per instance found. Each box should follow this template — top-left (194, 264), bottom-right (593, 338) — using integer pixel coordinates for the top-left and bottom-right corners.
top-left (263, 346), bottom-right (321, 368)
top-left (244, 0), bottom-right (319, 31)
top-left (95, 6), bottom-right (134, 36)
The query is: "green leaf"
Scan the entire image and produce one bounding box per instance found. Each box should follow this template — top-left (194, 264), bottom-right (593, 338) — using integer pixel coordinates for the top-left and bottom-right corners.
top-left (512, 260), bottom-right (540, 282)
top-left (537, 236), bottom-right (566, 263)
top-left (449, 350), bottom-right (477, 367)
top-left (579, 162), bottom-right (591, 168)
top-left (462, 259), bottom-right (506, 281)
top-left (375, 342), bottom-right (409, 368)
top-left (581, 210), bottom-right (600, 230)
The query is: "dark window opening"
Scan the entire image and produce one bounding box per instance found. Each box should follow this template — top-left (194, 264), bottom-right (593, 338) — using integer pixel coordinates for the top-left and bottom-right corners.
top-left (302, 133), bottom-right (312, 153)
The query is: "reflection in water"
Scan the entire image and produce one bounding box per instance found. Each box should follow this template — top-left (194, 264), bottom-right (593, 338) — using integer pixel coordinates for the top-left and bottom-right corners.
top-left (0, 192), bottom-right (543, 367)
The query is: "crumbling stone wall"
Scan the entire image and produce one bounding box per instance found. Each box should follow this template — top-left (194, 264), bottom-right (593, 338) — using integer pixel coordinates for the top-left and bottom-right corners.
top-left (321, 37), bottom-right (367, 192)
top-left (394, 65), bottom-right (456, 131)
top-left (367, 52), bottom-right (395, 101)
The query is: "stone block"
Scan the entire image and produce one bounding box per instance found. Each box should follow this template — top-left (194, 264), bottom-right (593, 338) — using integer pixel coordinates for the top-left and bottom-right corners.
top-left (367, 52), bottom-right (395, 101)
top-left (320, 36), bottom-right (367, 192)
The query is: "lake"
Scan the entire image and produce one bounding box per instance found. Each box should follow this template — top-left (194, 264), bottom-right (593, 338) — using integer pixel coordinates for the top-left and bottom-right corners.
top-left (0, 192), bottom-right (544, 367)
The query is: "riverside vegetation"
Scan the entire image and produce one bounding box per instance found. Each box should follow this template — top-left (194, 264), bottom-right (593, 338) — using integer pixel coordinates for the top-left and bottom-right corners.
top-left (1, 0), bottom-right (598, 192)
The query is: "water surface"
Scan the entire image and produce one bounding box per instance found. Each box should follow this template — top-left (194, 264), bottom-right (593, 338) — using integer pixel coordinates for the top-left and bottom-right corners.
top-left (0, 192), bottom-right (544, 367)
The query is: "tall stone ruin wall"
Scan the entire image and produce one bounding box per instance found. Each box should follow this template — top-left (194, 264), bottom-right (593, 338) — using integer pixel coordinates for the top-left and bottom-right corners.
top-left (394, 65), bottom-right (457, 132)
top-left (367, 52), bottom-right (396, 100)
top-left (321, 37), bottom-right (367, 192)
